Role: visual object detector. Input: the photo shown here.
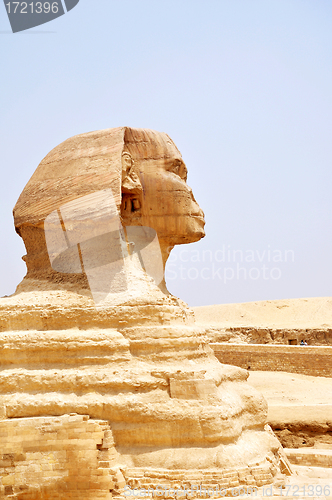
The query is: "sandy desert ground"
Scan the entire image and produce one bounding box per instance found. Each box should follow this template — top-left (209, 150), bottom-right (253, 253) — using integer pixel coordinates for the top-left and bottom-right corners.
top-left (193, 297), bottom-right (332, 329)
top-left (193, 298), bottom-right (332, 495)
top-left (243, 371), bottom-right (332, 496)
top-left (248, 371), bottom-right (332, 432)
top-left (193, 297), bottom-right (332, 435)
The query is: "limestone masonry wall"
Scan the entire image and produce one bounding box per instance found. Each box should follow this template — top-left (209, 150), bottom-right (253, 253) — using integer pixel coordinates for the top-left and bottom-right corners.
top-left (285, 448), bottom-right (332, 468)
top-left (0, 414), bottom-right (119, 499)
top-left (122, 463), bottom-right (276, 495)
top-left (211, 344), bottom-right (332, 378)
top-left (204, 326), bottom-right (332, 346)
top-left (0, 413), bottom-right (281, 499)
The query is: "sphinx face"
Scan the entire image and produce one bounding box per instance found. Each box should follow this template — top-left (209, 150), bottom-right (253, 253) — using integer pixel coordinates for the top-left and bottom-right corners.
top-left (122, 146), bottom-right (205, 247)
top-left (14, 127), bottom-right (205, 292)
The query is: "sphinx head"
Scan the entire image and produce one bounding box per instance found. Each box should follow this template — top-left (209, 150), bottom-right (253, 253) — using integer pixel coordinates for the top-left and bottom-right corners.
top-left (13, 127), bottom-right (205, 294)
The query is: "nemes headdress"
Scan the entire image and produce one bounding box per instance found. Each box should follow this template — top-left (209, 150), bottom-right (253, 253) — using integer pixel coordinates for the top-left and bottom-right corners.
top-left (13, 128), bottom-right (177, 303)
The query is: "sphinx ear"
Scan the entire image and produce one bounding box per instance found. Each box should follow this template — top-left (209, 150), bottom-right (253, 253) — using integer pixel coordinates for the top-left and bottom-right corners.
top-left (122, 152), bottom-right (133, 181)
top-left (121, 152), bottom-right (143, 218)
top-left (121, 152), bottom-right (142, 195)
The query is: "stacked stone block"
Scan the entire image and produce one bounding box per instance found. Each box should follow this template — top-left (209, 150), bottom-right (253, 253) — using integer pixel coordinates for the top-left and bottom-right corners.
top-left (212, 344), bottom-right (332, 378)
top-left (0, 413), bottom-right (279, 499)
top-left (285, 448), bottom-right (332, 468)
top-left (0, 414), bottom-right (116, 499)
top-left (123, 462), bottom-right (276, 498)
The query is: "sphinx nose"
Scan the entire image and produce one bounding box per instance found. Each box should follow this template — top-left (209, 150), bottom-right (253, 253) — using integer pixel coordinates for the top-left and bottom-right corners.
top-left (198, 206), bottom-right (205, 218)
top-left (188, 187), bottom-right (205, 218)
top-left (195, 205), bottom-right (205, 218)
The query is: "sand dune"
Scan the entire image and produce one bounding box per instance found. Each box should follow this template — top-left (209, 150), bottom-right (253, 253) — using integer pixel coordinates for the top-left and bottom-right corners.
top-left (193, 297), bottom-right (332, 329)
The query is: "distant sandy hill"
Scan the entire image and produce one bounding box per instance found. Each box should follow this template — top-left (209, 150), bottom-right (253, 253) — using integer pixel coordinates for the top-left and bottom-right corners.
top-left (192, 297), bottom-right (332, 329)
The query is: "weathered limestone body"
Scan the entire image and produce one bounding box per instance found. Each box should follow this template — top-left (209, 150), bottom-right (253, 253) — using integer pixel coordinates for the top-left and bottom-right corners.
top-left (0, 128), bottom-right (284, 498)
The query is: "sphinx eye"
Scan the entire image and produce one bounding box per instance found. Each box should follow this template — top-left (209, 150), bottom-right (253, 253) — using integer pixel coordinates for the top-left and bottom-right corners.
top-left (170, 160), bottom-right (187, 181)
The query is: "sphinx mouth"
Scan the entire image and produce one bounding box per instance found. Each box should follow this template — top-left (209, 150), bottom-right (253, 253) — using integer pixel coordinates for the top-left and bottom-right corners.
top-left (192, 214), bottom-right (205, 225)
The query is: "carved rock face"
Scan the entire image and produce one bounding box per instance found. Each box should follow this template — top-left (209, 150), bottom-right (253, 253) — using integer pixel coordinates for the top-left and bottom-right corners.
top-left (13, 127), bottom-right (205, 296)
top-left (0, 128), bottom-right (283, 486)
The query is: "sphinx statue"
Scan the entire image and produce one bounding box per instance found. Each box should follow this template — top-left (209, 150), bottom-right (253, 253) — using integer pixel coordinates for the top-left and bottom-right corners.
top-left (0, 128), bottom-right (286, 499)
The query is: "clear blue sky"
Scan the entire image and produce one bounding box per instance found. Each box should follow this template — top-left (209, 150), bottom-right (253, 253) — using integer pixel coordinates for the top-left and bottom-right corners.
top-left (1, 0), bottom-right (331, 306)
